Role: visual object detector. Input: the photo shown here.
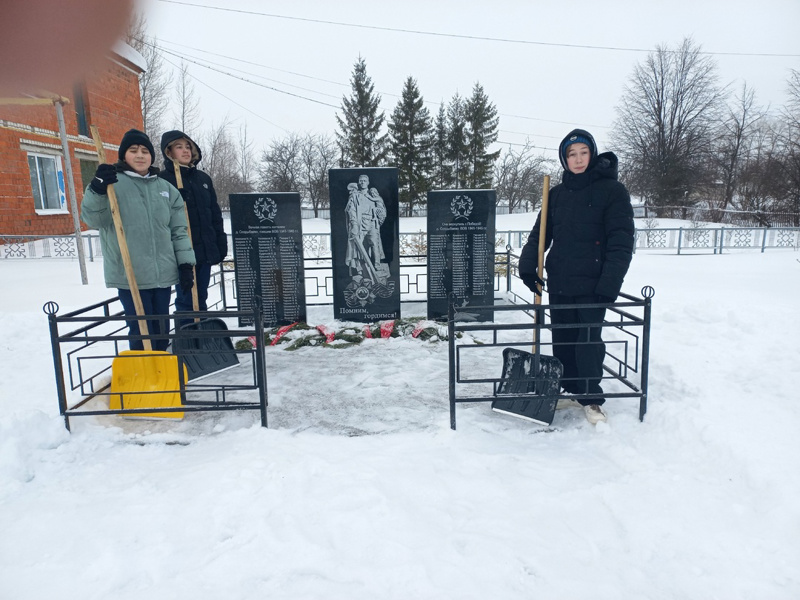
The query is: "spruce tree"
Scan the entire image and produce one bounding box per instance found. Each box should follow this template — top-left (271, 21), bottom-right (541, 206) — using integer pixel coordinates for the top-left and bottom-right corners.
top-left (464, 83), bottom-right (501, 188)
top-left (335, 56), bottom-right (387, 167)
top-left (388, 76), bottom-right (434, 215)
top-left (446, 93), bottom-right (469, 188)
top-left (432, 103), bottom-right (450, 188)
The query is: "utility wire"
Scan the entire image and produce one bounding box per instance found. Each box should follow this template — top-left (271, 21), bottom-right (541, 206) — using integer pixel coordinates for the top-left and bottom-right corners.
top-left (136, 37), bottom-right (341, 109)
top-left (156, 0), bottom-right (800, 58)
top-left (166, 49), bottom-right (559, 152)
top-left (150, 36), bottom-right (602, 136)
top-left (162, 45), bottom-right (343, 102)
top-left (161, 54), bottom-right (291, 132)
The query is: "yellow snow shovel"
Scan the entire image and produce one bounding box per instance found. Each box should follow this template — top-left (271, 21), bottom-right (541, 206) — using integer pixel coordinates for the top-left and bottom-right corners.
top-left (91, 126), bottom-right (185, 418)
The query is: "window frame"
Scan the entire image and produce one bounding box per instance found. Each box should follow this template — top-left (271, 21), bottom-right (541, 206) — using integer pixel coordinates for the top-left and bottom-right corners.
top-left (27, 151), bottom-right (68, 214)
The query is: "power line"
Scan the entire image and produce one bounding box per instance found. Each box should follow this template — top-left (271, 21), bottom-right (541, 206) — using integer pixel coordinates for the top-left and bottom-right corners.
top-left (161, 54), bottom-right (291, 133)
top-left (152, 36), bottom-right (598, 137)
top-left (158, 39), bottom-right (349, 89)
top-left (136, 37), bottom-right (341, 109)
top-left (155, 0), bottom-right (800, 58)
top-left (161, 45), bottom-right (343, 102)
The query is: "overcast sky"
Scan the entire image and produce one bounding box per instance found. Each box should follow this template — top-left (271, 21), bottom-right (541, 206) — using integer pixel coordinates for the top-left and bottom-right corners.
top-left (138, 0), bottom-right (800, 161)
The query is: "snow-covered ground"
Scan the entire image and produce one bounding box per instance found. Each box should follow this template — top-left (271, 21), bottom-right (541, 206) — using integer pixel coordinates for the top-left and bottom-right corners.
top-left (1, 214), bottom-right (798, 599)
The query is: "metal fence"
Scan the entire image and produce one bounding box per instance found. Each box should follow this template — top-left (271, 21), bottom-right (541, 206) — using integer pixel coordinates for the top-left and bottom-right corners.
top-left (44, 293), bottom-right (269, 431)
top-left (3, 225), bottom-right (799, 262)
top-left (446, 287), bottom-right (654, 430)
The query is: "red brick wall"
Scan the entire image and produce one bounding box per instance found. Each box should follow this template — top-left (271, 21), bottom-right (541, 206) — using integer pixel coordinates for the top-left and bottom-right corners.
top-left (0, 56), bottom-right (145, 236)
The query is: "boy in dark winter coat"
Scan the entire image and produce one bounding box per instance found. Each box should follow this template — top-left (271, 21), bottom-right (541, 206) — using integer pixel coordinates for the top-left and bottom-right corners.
top-left (518, 129), bottom-right (634, 424)
top-left (158, 130), bottom-right (228, 315)
top-left (81, 128), bottom-right (196, 351)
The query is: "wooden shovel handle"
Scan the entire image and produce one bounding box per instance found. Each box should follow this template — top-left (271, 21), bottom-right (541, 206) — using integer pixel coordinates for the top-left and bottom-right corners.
top-left (533, 175), bottom-right (551, 347)
top-left (173, 160), bottom-right (200, 318)
top-left (90, 126), bottom-right (152, 350)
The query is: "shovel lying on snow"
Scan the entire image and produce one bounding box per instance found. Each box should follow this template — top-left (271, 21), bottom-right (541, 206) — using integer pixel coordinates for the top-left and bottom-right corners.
top-left (492, 175), bottom-right (563, 426)
top-left (91, 126), bottom-right (185, 419)
top-left (168, 159), bottom-right (239, 381)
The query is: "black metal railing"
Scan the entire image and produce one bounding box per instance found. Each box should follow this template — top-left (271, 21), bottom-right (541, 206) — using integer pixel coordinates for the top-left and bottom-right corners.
top-left (446, 286), bottom-right (654, 430)
top-left (45, 297), bottom-right (268, 431)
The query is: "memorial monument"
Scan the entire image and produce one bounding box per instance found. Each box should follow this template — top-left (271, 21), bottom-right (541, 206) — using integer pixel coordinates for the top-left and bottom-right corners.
top-left (230, 192), bottom-right (306, 327)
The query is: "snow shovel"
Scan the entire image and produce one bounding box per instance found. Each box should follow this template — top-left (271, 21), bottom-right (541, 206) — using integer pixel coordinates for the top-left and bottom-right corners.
top-left (90, 126), bottom-right (185, 418)
top-left (492, 175), bottom-right (563, 425)
top-left (168, 159), bottom-right (239, 381)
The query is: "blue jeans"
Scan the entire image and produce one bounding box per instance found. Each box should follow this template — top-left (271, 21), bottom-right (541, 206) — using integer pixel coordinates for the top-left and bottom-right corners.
top-left (117, 287), bottom-right (172, 351)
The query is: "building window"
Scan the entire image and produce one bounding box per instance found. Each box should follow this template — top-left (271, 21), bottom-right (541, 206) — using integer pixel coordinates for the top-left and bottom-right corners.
top-left (28, 153), bottom-right (66, 212)
top-left (79, 158), bottom-right (98, 191)
top-left (73, 83), bottom-right (89, 137)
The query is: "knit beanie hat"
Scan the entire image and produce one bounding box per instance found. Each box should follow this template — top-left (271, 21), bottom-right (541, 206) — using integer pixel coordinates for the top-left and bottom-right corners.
top-left (558, 129), bottom-right (597, 171)
top-left (118, 128), bottom-right (156, 163)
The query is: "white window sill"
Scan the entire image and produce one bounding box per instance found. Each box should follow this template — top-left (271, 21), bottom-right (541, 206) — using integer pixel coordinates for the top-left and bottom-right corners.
top-left (34, 209), bottom-right (69, 215)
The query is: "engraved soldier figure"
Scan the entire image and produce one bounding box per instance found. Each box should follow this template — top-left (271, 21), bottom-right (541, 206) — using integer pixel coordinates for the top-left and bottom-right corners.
top-left (344, 174), bottom-right (389, 283)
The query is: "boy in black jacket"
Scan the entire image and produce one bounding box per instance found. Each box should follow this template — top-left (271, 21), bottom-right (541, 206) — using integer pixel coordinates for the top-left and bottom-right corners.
top-left (158, 130), bottom-right (228, 315)
top-left (518, 129), bottom-right (634, 424)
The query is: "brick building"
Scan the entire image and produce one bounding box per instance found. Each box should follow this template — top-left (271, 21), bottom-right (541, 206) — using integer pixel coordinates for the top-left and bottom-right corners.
top-left (0, 41), bottom-right (146, 236)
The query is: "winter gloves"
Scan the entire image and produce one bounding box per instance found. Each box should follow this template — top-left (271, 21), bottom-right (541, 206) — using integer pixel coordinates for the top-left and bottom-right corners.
top-left (521, 272), bottom-right (545, 296)
top-left (89, 163), bottom-right (118, 195)
top-left (178, 264), bottom-right (194, 292)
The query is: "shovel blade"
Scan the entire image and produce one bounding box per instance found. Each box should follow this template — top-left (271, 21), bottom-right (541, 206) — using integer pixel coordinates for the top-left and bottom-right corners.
top-left (109, 350), bottom-right (185, 419)
top-left (172, 317), bottom-right (239, 381)
top-left (491, 347), bottom-right (563, 425)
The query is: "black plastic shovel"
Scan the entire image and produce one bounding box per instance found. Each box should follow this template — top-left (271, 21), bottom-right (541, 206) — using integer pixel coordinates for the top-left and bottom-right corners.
top-left (169, 159), bottom-right (238, 380)
top-left (492, 176), bottom-right (563, 425)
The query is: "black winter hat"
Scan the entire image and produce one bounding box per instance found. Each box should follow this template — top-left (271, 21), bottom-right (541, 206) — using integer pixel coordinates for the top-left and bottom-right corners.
top-left (558, 128), bottom-right (597, 171)
top-left (118, 129), bottom-right (156, 163)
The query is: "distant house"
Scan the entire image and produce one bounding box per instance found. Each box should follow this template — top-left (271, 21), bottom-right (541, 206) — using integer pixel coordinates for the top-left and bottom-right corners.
top-left (0, 41), bottom-right (146, 237)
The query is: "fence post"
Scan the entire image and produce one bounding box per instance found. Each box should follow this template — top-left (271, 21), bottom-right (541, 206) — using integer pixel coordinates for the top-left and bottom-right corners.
top-left (44, 302), bottom-right (71, 431)
top-left (677, 228), bottom-right (683, 255)
top-left (639, 289), bottom-right (654, 422)
top-left (506, 245), bottom-right (512, 293)
top-left (761, 228), bottom-right (768, 253)
top-left (448, 297), bottom-right (457, 430)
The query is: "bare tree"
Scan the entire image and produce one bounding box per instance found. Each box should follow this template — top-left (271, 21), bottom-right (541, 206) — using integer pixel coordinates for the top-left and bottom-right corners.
top-left (299, 133), bottom-right (337, 217)
top-left (493, 143), bottom-right (554, 213)
top-left (258, 132), bottom-right (337, 216)
top-left (778, 69), bottom-right (800, 219)
top-left (612, 37), bottom-right (724, 213)
top-left (175, 61), bottom-right (201, 136)
top-left (236, 124), bottom-right (256, 192)
top-left (734, 120), bottom-right (784, 222)
top-left (202, 117), bottom-right (248, 210)
top-left (258, 133), bottom-right (302, 192)
top-left (706, 83), bottom-right (766, 214)
top-left (126, 13), bottom-right (169, 140)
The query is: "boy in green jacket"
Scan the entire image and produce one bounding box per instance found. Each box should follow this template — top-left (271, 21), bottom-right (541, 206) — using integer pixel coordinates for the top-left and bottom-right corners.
top-left (81, 129), bottom-right (195, 351)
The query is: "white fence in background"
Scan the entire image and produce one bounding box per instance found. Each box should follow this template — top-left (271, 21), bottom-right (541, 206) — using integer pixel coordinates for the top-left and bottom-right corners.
top-left (2, 226), bottom-right (799, 261)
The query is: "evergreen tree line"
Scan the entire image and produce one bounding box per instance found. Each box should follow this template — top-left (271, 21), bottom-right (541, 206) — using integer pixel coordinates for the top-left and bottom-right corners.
top-left (334, 57), bottom-right (503, 215)
top-left (132, 21), bottom-right (800, 223)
